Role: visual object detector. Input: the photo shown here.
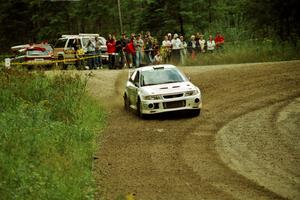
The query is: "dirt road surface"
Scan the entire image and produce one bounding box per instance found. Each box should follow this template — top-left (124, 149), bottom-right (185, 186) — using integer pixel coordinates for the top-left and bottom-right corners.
top-left (88, 61), bottom-right (300, 200)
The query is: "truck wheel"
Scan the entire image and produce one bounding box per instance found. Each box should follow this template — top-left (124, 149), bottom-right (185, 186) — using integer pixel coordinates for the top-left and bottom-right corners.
top-left (58, 56), bottom-right (66, 70)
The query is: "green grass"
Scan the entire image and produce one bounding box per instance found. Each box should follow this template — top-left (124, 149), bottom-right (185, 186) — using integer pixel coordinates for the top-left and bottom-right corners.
top-left (0, 69), bottom-right (105, 200)
top-left (185, 39), bottom-right (300, 66)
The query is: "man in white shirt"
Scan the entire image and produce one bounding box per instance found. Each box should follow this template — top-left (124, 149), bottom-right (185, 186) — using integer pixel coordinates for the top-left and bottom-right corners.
top-left (171, 33), bottom-right (182, 65)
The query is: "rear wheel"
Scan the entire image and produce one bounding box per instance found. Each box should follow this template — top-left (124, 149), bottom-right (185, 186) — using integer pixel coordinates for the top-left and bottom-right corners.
top-left (124, 94), bottom-right (130, 111)
top-left (58, 56), bottom-right (67, 70)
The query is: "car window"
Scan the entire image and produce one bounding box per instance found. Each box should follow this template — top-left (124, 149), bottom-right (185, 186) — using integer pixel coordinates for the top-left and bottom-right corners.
top-left (133, 71), bottom-right (140, 86)
top-left (82, 38), bottom-right (89, 47)
top-left (67, 39), bottom-right (75, 48)
top-left (141, 68), bottom-right (185, 86)
top-left (15, 50), bottom-right (26, 57)
top-left (27, 50), bottom-right (48, 56)
top-left (54, 39), bottom-right (67, 48)
top-left (130, 70), bottom-right (137, 82)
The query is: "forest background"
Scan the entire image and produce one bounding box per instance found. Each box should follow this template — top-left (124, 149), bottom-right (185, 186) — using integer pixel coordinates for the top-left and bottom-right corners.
top-left (0, 0), bottom-right (299, 54)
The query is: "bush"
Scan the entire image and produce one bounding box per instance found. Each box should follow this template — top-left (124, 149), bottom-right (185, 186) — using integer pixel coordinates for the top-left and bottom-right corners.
top-left (0, 69), bottom-right (105, 200)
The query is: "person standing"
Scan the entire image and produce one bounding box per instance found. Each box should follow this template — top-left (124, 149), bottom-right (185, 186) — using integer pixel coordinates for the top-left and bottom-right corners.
top-left (106, 34), bottom-right (116, 69)
top-left (187, 35), bottom-right (198, 59)
top-left (134, 34), bottom-right (144, 67)
top-left (144, 36), bottom-right (153, 65)
top-left (125, 34), bottom-right (135, 68)
top-left (95, 36), bottom-right (102, 68)
top-left (171, 33), bottom-right (182, 65)
top-left (180, 35), bottom-right (187, 65)
top-left (215, 32), bottom-right (225, 51)
top-left (195, 32), bottom-right (202, 53)
top-left (199, 34), bottom-right (206, 53)
top-left (86, 38), bottom-right (96, 69)
top-left (72, 38), bottom-right (83, 69)
top-left (120, 33), bottom-right (128, 68)
top-left (161, 35), bottom-right (172, 63)
top-left (207, 35), bottom-right (216, 53)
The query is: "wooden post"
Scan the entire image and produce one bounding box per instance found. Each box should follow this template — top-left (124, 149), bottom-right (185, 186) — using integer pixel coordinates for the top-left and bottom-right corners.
top-left (117, 0), bottom-right (123, 33)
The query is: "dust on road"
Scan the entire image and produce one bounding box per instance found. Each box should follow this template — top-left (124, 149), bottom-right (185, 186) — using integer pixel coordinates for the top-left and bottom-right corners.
top-left (88, 61), bottom-right (300, 200)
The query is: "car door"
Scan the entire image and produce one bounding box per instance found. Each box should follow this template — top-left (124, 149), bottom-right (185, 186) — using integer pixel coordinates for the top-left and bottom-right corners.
top-left (127, 70), bottom-right (140, 106)
top-left (64, 38), bottom-right (76, 59)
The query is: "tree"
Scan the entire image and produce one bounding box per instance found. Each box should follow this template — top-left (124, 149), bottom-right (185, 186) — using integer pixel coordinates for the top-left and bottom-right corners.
top-left (0, 0), bottom-right (298, 53)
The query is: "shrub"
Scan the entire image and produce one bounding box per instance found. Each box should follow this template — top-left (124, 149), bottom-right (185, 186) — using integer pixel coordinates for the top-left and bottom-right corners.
top-left (0, 69), bottom-right (105, 200)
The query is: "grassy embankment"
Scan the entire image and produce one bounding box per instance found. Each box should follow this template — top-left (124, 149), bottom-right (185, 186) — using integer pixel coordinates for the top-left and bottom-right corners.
top-left (185, 39), bottom-right (300, 66)
top-left (0, 69), bottom-right (105, 199)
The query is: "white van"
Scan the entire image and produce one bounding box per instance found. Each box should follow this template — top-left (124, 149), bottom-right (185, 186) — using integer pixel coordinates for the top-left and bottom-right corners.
top-left (53, 34), bottom-right (108, 68)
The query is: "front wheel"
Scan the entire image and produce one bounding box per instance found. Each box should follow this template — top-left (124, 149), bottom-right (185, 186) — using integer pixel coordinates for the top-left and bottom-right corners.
top-left (191, 109), bottom-right (201, 117)
top-left (137, 98), bottom-right (145, 119)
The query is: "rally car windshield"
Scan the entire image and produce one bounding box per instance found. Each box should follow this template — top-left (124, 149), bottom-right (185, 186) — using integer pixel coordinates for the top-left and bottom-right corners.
top-left (141, 68), bottom-right (186, 86)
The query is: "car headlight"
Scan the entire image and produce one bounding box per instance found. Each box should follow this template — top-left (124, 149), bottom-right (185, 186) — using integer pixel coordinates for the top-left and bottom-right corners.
top-left (143, 95), bottom-right (162, 100)
top-left (185, 90), bottom-right (199, 96)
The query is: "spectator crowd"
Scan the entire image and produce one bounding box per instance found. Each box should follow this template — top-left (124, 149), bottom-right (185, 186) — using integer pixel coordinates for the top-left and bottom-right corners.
top-left (85, 31), bottom-right (224, 69)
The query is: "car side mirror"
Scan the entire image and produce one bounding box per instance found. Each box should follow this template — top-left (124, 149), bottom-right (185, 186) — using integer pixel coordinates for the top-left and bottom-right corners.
top-left (134, 82), bottom-right (139, 88)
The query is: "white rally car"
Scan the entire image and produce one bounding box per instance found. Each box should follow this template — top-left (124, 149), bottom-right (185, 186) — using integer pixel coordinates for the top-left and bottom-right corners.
top-left (123, 64), bottom-right (202, 118)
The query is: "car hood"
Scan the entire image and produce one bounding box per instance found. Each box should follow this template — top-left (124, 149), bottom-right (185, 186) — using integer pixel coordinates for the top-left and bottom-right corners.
top-left (140, 82), bottom-right (198, 95)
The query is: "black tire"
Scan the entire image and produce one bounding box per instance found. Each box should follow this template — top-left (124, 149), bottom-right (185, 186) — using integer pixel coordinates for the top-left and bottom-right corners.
top-left (58, 56), bottom-right (67, 70)
top-left (124, 94), bottom-right (130, 111)
top-left (192, 109), bottom-right (201, 117)
top-left (136, 98), bottom-right (145, 118)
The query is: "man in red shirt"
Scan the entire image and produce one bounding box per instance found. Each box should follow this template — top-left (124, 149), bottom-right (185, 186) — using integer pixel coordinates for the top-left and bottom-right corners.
top-left (106, 34), bottom-right (116, 69)
top-left (215, 32), bottom-right (225, 50)
top-left (124, 34), bottom-right (136, 68)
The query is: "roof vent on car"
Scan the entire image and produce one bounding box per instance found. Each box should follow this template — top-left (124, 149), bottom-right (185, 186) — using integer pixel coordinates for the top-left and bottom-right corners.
top-left (153, 66), bottom-right (164, 70)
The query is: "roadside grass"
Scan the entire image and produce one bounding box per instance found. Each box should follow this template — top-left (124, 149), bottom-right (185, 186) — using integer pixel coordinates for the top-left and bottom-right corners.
top-left (185, 40), bottom-right (300, 66)
top-left (0, 69), bottom-right (105, 200)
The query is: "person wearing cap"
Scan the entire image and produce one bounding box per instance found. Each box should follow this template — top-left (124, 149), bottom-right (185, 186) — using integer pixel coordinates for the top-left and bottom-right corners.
top-left (167, 33), bottom-right (172, 41)
top-left (187, 35), bottom-right (199, 59)
top-left (171, 33), bottom-right (182, 65)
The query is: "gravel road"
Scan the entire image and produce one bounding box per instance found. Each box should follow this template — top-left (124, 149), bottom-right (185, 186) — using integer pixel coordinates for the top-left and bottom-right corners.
top-left (88, 61), bottom-right (300, 200)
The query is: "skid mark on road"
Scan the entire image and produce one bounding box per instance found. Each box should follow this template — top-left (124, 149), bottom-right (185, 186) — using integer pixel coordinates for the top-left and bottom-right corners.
top-left (215, 100), bottom-right (300, 200)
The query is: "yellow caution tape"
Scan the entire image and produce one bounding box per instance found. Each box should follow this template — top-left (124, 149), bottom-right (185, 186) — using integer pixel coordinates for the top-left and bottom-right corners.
top-left (9, 54), bottom-right (106, 66)
top-left (4, 49), bottom-right (156, 67)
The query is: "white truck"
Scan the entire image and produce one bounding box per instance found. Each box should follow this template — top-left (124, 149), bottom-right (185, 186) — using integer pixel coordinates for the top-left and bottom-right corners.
top-left (53, 33), bottom-right (108, 69)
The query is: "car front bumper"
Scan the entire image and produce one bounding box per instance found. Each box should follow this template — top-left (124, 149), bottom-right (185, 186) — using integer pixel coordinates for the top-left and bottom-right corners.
top-left (140, 95), bottom-right (202, 115)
